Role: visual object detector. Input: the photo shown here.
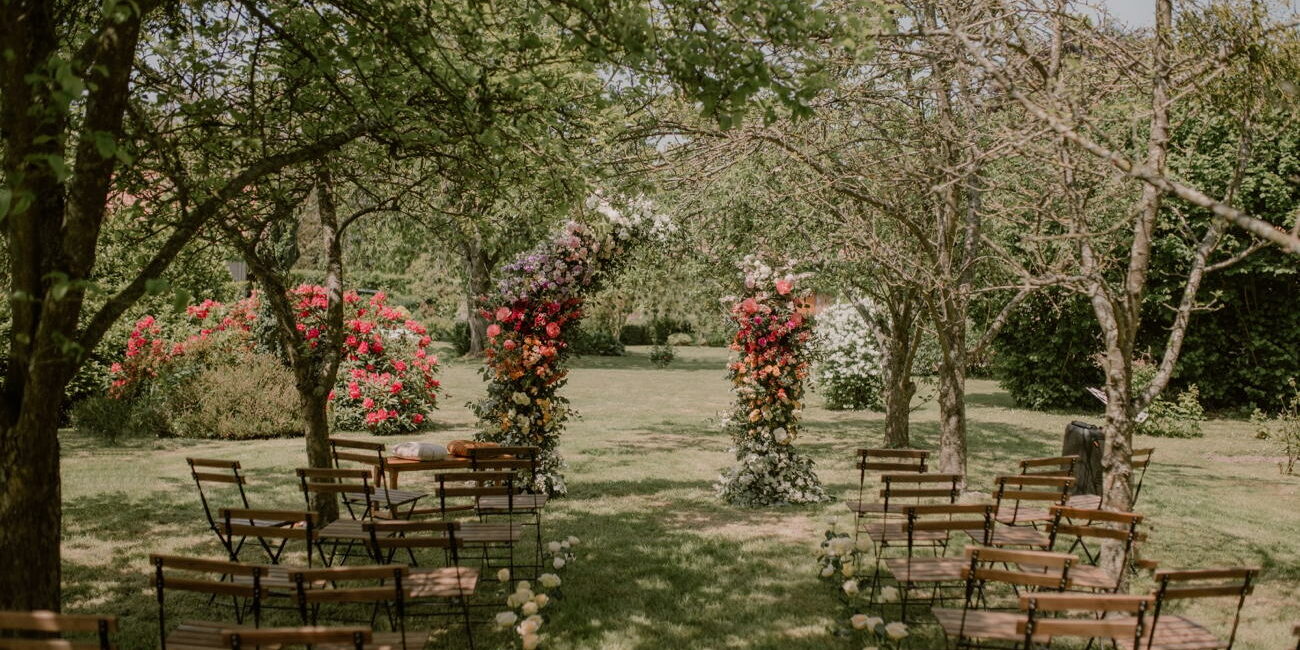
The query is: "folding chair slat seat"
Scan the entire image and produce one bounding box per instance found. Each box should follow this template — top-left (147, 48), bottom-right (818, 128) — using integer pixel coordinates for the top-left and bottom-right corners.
top-left (0, 610), bottom-right (118, 650)
top-left (150, 555), bottom-right (270, 650)
top-left (933, 546), bottom-right (1077, 646)
top-left (848, 449), bottom-right (929, 515)
top-left (990, 475), bottom-right (1074, 526)
top-left (1114, 567), bottom-right (1258, 650)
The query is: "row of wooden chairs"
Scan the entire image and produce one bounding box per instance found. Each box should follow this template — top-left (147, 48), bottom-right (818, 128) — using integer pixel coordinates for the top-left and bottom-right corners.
top-left (150, 554), bottom-right (473, 649)
top-left (846, 446), bottom-right (1263, 650)
top-left (0, 610), bottom-right (376, 649)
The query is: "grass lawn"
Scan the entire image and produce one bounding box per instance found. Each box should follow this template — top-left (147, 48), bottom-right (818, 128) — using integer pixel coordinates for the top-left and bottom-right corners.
top-left (61, 345), bottom-right (1300, 648)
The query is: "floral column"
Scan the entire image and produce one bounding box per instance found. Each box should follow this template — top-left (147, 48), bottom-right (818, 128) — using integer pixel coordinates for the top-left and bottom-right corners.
top-left (473, 196), bottom-right (670, 496)
top-left (717, 256), bottom-right (829, 506)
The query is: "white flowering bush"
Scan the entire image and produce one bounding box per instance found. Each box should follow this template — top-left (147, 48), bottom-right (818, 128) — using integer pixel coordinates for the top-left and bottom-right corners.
top-left (493, 535), bottom-right (580, 648)
top-left (815, 518), bottom-right (909, 648)
top-left (812, 302), bottom-right (884, 411)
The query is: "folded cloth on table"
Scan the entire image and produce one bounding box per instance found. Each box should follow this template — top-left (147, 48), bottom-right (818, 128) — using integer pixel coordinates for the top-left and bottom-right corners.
top-left (390, 441), bottom-right (448, 461)
top-left (446, 440), bottom-right (499, 458)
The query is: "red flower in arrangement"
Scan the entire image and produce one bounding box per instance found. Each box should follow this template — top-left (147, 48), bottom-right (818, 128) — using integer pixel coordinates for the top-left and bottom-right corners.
top-left (546, 322), bottom-right (562, 339)
top-left (775, 278), bottom-right (793, 295)
top-left (487, 323), bottom-right (501, 338)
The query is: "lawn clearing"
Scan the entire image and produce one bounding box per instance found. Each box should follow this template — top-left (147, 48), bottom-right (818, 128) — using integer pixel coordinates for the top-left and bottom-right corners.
top-left (60, 345), bottom-right (1300, 648)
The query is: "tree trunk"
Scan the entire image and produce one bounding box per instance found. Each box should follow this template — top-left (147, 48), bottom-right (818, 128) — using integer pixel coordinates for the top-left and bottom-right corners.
top-left (299, 384), bottom-right (340, 521)
top-left (461, 238), bottom-right (493, 356)
top-left (880, 327), bottom-right (917, 448)
top-left (0, 392), bottom-right (64, 609)
top-left (935, 318), bottom-right (968, 480)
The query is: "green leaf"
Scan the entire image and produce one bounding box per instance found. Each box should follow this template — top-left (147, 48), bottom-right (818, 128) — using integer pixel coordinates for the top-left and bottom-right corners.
top-left (145, 278), bottom-right (170, 295)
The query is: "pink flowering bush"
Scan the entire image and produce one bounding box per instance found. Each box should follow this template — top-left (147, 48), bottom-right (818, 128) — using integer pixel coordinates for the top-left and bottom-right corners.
top-left (106, 287), bottom-right (441, 438)
top-left (323, 289), bottom-right (442, 436)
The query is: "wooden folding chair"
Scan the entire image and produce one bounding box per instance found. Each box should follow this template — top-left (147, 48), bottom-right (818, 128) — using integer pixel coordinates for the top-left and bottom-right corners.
top-left (284, 565), bottom-right (431, 650)
top-left (220, 508), bottom-right (323, 567)
top-left (220, 626), bottom-right (372, 649)
top-left (933, 546), bottom-right (1076, 648)
top-left (329, 438), bottom-right (427, 518)
top-left (1116, 567), bottom-right (1258, 650)
top-left (1044, 506), bottom-right (1143, 592)
top-left (469, 446), bottom-right (547, 573)
top-left (1018, 455), bottom-right (1078, 478)
top-left (1067, 447), bottom-right (1153, 510)
top-left (877, 503), bottom-right (994, 616)
top-left (187, 458), bottom-right (298, 559)
top-left (0, 610), bottom-right (117, 649)
top-left (358, 522), bottom-right (478, 647)
top-left (848, 448), bottom-right (929, 516)
top-left (856, 473), bottom-right (961, 559)
top-left (1020, 592), bottom-right (1153, 649)
top-left (991, 475), bottom-right (1073, 527)
top-left (150, 554), bottom-right (267, 649)
top-left (298, 468), bottom-right (392, 565)
top-left (430, 471), bottom-right (525, 577)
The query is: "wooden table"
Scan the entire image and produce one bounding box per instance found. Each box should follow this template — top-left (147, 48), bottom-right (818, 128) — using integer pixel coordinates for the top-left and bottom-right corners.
top-left (382, 456), bottom-right (471, 489)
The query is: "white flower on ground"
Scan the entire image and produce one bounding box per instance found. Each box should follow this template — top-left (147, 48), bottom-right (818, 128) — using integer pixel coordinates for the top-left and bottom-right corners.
top-left (566, 535), bottom-right (579, 546)
top-left (850, 614), bottom-right (870, 630)
top-left (539, 573), bottom-right (562, 588)
top-left (561, 540), bottom-right (571, 550)
top-left (864, 616), bottom-right (883, 631)
top-left (855, 536), bottom-right (873, 552)
top-left (495, 612), bottom-right (518, 628)
top-left (843, 580), bottom-right (860, 596)
top-left (547, 541), bottom-right (563, 554)
top-left (522, 601), bottom-right (539, 616)
top-left (884, 622), bottom-right (908, 640)
top-left (522, 633), bottom-right (541, 650)
top-left (497, 568), bottom-right (510, 583)
top-left (518, 615), bottom-right (544, 635)
top-left (820, 566), bottom-right (835, 578)
top-left (553, 557), bottom-right (566, 570)
top-left (532, 593), bottom-right (550, 608)
top-left (828, 537), bottom-right (855, 557)
top-left (842, 563), bottom-right (856, 577)
top-left (879, 587), bottom-right (898, 602)
top-left (516, 581), bottom-right (532, 593)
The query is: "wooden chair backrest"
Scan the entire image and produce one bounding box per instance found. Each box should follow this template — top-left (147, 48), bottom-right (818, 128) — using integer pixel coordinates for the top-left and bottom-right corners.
top-left (329, 437), bottom-right (387, 474)
top-left (879, 473), bottom-right (961, 501)
top-left (218, 508), bottom-right (318, 566)
top-left (150, 554), bottom-right (268, 646)
top-left (296, 468), bottom-right (374, 519)
top-left (1047, 506), bottom-right (1144, 584)
top-left (433, 471), bottom-right (514, 509)
top-left (1019, 455), bottom-right (1079, 478)
top-left (469, 446), bottom-right (539, 484)
top-left (221, 626), bottom-right (372, 649)
top-left (1018, 593), bottom-right (1152, 647)
top-left (0, 610), bottom-right (118, 650)
top-left (187, 458), bottom-right (253, 544)
top-left (962, 546), bottom-right (1076, 590)
top-left (893, 504), bottom-right (993, 582)
top-left (361, 520), bottom-right (463, 564)
top-left (286, 565), bottom-right (408, 612)
top-left (1132, 447), bottom-right (1155, 504)
top-left (1151, 567), bottom-right (1257, 650)
top-left (856, 448), bottom-right (929, 473)
top-left (993, 475), bottom-right (1073, 525)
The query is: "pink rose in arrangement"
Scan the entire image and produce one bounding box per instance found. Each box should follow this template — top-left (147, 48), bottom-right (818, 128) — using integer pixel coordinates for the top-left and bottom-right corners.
top-left (775, 278), bottom-right (793, 295)
top-left (487, 323), bottom-right (502, 338)
top-left (546, 322), bottom-right (562, 339)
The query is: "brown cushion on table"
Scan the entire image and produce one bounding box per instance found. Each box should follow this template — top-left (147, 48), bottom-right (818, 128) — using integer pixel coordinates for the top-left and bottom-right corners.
top-left (446, 440), bottom-right (499, 458)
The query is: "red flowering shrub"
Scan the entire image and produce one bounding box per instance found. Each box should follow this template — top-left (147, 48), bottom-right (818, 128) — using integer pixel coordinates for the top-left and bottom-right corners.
top-left (322, 289), bottom-right (442, 436)
top-left (107, 287), bottom-right (441, 437)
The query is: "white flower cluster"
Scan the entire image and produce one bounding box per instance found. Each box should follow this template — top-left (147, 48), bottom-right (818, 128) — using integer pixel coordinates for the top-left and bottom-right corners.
top-left (812, 302), bottom-right (885, 411)
top-left (716, 434), bottom-right (829, 506)
top-left (815, 522), bottom-right (909, 648)
top-left (493, 536), bottom-right (579, 649)
top-left (585, 192), bottom-right (675, 242)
